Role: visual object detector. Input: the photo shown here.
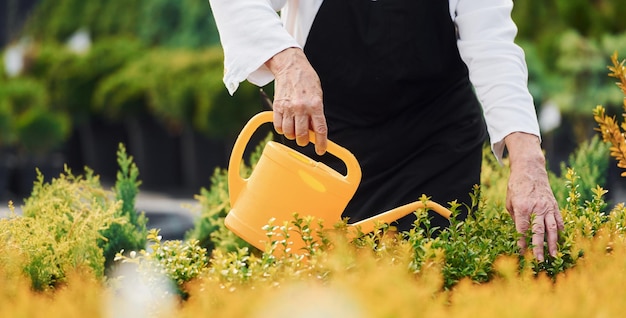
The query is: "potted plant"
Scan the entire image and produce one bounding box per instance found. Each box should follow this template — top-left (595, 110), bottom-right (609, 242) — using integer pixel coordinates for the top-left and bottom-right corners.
top-left (43, 37), bottom-right (144, 183)
top-left (0, 80), bottom-right (18, 199)
top-left (0, 76), bottom-right (71, 197)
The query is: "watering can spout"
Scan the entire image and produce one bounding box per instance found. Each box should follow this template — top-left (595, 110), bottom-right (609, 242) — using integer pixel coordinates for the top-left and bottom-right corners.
top-left (349, 200), bottom-right (452, 234)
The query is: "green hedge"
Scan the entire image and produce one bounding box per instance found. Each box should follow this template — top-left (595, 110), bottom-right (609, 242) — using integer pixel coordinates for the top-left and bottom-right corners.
top-left (93, 46), bottom-right (263, 138)
top-left (0, 76), bottom-right (70, 154)
top-left (513, 0), bottom-right (626, 116)
top-left (23, 0), bottom-right (219, 49)
top-left (1, 38), bottom-right (265, 155)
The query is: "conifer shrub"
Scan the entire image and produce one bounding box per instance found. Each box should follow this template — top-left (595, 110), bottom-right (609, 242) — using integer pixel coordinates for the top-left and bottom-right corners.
top-left (99, 143), bottom-right (147, 269)
top-left (548, 135), bottom-right (610, 207)
top-left (0, 168), bottom-right (119, 290)
top-left (184, 133), bottom-right (272, 253)
top-left (0, 143), bottom-right (148, 290)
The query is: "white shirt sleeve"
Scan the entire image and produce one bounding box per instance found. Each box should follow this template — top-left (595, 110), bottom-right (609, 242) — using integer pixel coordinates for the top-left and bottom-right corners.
top-left (452, 0), bottom-right (541, 162)
top-left (208, 0), bottom-right (301, 95)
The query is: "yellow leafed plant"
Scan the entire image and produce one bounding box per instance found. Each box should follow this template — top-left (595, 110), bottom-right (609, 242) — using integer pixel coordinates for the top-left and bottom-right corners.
top-left (593, 52), bottom-right (626, 176)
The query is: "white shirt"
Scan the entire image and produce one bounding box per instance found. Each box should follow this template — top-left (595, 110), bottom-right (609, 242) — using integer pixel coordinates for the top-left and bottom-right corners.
top-left (208, 0), bottom-right (540, 161)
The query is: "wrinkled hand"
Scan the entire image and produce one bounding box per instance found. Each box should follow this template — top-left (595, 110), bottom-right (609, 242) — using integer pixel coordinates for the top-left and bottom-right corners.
top-left (265, 47), bottom-right (327, 155)
top-left (504, 132), bottom-right (565, 261)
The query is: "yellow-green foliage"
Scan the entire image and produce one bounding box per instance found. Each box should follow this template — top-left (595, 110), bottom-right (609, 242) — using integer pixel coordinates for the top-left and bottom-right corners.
top-left (2, 205), bottom-right (626, 317)
top-left (0, 168), bottom-right (121, 291)
top-left (100, 143), bottom-right (147, 269)
top-left (0, 133), bottom-right (623, 316)
top-left (115, 229), bottom-right (208, 298)
top-left (594, 52), bottom-right (626, 175)
top-left (0, 143), bottom-right (149, 290)
top-left (479, 146), bottom-right (509, 207)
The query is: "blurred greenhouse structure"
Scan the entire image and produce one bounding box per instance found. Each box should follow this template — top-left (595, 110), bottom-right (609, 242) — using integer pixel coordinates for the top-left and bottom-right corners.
top-left (0, 0), bottom-right (625, 202)
top-left (0, 0), bottom-right (269, 202)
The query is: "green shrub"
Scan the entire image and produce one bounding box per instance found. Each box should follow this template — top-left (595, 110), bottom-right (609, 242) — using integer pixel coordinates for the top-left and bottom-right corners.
top-left (549, 135), bottom-right (610, 207)
top-left (14, 107), bottom-right (71, 155)
top-left (201, 165), bottom-right (617, 291)
top-left (139, 48), bottom-right (224, 132)
top-left (93, 47), bottom-right (263, 138)
top-left (23, 0), bottom-right (219, 48)
top-left (0, 168), bottom-right (120, 290)
top-left (551, 32), bottom-right (626, 115)
top-left (91, 52), bottom-right (153, 118)
top-left (189, 137), bottom-right (613, 290)
top-left (0, 143), bottom-right (151, 290)
top-left (44, 37), bottom-right (145, 122)
top-left (195, 73), bottom-right (265, 139)
top-left (136, 0), bottom-right (219, 48)
top-left (114, 229), bottom-right (208, 298)
top-left (99, 144), bottom-right (148, 269)
top-left (21, 43), bottom-right (75, 80)
top-left (185, 134), bottom-right (274, 254)
top-left (0, 77), bottom-right (71, 154)
top-left (23, 0), bottom-right (143, 42)
top-left (0, 78), bottom-right (40, 147)
top-left (406, 195), bottom-right (519, 288)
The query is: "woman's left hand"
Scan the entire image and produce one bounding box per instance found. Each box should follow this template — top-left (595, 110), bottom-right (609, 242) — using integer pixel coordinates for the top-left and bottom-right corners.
top-left (504, 132), bottom-right (565, 261)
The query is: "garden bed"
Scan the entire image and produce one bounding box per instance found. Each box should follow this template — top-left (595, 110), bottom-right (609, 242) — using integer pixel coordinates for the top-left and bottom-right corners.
top-left (0, 132), bottom-right (624, 317)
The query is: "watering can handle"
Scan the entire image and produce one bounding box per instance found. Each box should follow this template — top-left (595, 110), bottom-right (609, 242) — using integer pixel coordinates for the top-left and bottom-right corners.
top-left (228, 111), bottom-right (362, 206)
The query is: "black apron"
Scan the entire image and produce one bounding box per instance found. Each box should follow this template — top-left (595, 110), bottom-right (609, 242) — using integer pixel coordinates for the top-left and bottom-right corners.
top-left (288, 0), bottom-right (487, 231)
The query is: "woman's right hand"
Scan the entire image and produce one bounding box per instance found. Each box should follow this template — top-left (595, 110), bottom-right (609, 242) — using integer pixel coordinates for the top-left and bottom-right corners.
top-left (265, 47), bottom-right (328, 155)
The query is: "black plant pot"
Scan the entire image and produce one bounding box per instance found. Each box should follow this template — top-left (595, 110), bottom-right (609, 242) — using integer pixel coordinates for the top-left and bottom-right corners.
top-left (12, 152), bottom-right (65, 198)
top-left (179, 126), bottom-right (230, 191)
top-left (124, 115), bottom-right (182, 191)
top-left (0, 149), bottom-right (17, 201)
top-left (74, 117), bottom-right (130, 185)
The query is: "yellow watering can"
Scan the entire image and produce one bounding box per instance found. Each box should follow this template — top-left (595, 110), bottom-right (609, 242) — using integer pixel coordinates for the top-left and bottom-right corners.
top-left (225, 111), bottom-right (451, 254)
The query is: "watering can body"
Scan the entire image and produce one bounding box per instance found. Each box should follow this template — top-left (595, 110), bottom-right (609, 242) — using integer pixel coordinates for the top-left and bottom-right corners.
top-left (225, 111), bottom-right (451, 254)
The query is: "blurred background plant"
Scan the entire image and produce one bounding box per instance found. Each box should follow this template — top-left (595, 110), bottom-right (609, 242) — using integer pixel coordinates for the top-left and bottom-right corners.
top-left (0, 0), bottom-right (266, 199)
top-left (512, 0), bottom-right (626, 174)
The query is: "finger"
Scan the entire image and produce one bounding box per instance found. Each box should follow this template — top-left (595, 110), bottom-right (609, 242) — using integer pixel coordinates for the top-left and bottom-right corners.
top-left (531, 215), bottom-right (546, 261)
top-left (281, 113), bottom-right (296, 140)
top-left (555, 208), bottom-right (565, 231)
top-left (311, 114), bottom-right (328, 155)
top-left (514, 211), bottom-right (529, 253)
top-left (545, 211), bottom-right (559, 258)
top-left (295, 115), bottom-right (310, 146)
top-left (506, 195), bottom-right (517, 220)
top-left (273, 111), bottom-right (283, 135)
top-left (517, 235), bottom-right (527, 255)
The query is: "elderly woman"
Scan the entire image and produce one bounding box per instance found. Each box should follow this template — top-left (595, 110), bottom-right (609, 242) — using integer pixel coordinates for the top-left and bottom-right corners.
top-left (208, 0), bottom-right (563, 261)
